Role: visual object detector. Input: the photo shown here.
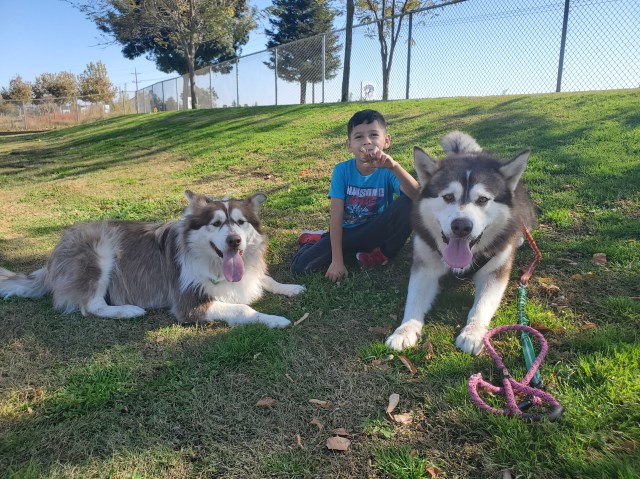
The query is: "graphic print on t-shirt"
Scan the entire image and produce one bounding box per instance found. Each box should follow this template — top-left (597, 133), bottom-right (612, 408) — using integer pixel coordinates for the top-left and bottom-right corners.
top-left (344, 185), bottom-right (385, 226)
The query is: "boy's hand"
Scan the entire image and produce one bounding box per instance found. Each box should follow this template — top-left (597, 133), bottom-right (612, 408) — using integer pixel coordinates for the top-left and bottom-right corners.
top-left (361, 146), bottom-right (397, 170)
top-left (325, 260), bottom-right (348, 282)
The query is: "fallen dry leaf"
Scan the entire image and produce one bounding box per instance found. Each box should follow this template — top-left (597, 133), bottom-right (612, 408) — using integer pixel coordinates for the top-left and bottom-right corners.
top-left (500, 470), bottom-right (513, 479)
top-left (299, 170), bottom-right (308, 177)
top-left (332, 428), bottom-right (349, 437)
top-left (386, 393), bottom-right (400, 415)
top-left (309, 417), bottom-right (324, 431)
top-left (392, 413), bottom-right (413, 425)
top-left (253, 352), bottom-right (262, 360)
top-left (532, 322), bottom-right (553, 334)
top-left (309, 399), bottom-right (333, 409)
top-left (592, 253), bottom-right (607, 266)
top-left (294, 312), bottom-right (309, 326)
top-left (426, 465), bottom-right (443, 478)
top-left (398, 355), bottom-right (418, 375)
top-left (256, 397), bottom-right (276, 408)
top-left (326, 436), bottom-right (350, 451)
top-left (295, 434), bottom-right (304, 449)
top-left (285, 374), bottom-right (294, 382)
top-left (367, 325), bottom-right (393, 336)
top-left (539, 283), bottom-right (561, 295)
top-left (420, 340), bottom-right (435, 360)
top-left (583, 321), bottom-right (597, 330)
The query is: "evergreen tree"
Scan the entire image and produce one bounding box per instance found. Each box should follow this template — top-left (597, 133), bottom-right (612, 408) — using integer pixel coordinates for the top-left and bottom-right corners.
top-left (264, 0), bottom-right (341, 104)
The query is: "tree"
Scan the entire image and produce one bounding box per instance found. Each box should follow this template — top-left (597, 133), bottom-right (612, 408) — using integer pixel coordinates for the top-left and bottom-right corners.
top-left (76, 0), bottom-right (256, 109)
top-left (341, 0), bottom-right (355, 102)
top-left (356, 0), bottom-right (434, 100)
top-left (78, 61), bottom-right (117, 103)
top-left (0, 75), bottom-right (33, 103)
top-left (264, 0), bottom-right (342, 104)
top-left (33, 72), bottom-right (78, 104)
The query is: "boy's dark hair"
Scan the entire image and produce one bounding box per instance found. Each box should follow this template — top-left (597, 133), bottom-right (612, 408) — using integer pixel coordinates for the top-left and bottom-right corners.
top-left (347, 109), bottom-right (387, 137)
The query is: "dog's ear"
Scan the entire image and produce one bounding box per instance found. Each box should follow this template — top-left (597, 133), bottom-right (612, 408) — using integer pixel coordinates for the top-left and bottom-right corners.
top-left (413, 146), bottom-right (440, 186)
top-left (246, 193), bottom-right (267, 212)
top-left (500, 150), bottom-right (530, 192)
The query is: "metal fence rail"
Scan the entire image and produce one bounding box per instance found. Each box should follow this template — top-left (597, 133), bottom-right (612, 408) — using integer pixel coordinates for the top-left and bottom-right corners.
top-left (135, 0), bottom-right (639, 113)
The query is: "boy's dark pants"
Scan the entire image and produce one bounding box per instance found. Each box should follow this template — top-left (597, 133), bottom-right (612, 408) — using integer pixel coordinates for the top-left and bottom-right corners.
top-left (291, 194), bottom-right (413, 275)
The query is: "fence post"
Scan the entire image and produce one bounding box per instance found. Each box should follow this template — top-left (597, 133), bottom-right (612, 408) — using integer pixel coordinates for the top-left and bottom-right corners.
top-left (322, 34), bottom-right (326, 103)
top-left (236, 58), bottom-right (240, 107)
top-left (275, 47), bottom-right (278, 106)
top-left (406, 11), bottom-right (413, 100)
top-left (209, 66), bottom-right (214, 108)
top-left (556, 0), bottom-right (571, 92)
top-left (22, 101), bottom-right (27, 130)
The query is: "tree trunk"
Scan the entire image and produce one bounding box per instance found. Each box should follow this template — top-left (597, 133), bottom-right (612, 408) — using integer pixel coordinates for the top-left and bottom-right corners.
top-left (300, 81), bottom-right (307, 104)
top-left (341, 0), bottom-right (354, 102)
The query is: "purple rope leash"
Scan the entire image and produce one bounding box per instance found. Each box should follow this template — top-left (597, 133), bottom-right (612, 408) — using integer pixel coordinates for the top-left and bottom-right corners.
top-left (468, 324), bottom-right (564, 421)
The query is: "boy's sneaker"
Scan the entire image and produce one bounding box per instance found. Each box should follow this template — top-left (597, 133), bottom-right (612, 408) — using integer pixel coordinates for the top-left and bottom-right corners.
top-left (356, 247), bottom-right (389, 270)
top-left (297, 229), bottom-right (326, 245)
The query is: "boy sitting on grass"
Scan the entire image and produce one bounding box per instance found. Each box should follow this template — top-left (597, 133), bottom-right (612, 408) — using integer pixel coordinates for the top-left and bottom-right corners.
top-left (291, 109), bottom-right (419, 282)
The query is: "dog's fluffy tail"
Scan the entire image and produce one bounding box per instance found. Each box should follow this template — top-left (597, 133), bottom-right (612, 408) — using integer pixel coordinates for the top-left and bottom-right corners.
top-left (441, 131), bottom-right (482, 155)
top-left (0, 267), bottom-right (49, 299)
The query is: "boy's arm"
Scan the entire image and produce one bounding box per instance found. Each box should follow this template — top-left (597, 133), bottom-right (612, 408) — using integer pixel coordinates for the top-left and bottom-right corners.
top-left (388, 161), bottom-right (420, 200)
top-left (325, 197), bottom-right (348, 282)
top-left (366, 147), bottom-right (420, 199)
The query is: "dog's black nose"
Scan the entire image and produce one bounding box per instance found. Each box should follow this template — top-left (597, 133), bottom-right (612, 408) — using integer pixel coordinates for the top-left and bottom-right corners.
top-left (226, 234), bottom-right (242, 248)
top-left (451, 218), bottom-right (473, 237)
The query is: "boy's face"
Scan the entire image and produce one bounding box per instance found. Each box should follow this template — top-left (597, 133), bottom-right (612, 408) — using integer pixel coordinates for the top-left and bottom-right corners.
top-left (346, 120), bottom-right (391, 165)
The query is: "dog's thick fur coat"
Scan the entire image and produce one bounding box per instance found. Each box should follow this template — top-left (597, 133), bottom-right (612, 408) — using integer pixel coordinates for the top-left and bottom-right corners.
top-left (386, 132), bottom-right (535, 354)
top-left (0, 191), bottom-right (304, 327)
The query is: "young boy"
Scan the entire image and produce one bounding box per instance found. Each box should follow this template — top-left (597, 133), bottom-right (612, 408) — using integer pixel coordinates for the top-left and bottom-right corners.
top-left (291, 109), bottom-right (419, 282)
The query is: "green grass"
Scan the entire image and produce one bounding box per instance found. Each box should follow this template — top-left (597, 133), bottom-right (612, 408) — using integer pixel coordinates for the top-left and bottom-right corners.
top-left (0, 91), bottom-right (639, 478)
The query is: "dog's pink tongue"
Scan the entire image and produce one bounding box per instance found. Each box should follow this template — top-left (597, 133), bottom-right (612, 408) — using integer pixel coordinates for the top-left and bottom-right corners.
top-left (222, 251), bottom-right (244, 282)
top-left (443, 237), bottom-right (473, 269)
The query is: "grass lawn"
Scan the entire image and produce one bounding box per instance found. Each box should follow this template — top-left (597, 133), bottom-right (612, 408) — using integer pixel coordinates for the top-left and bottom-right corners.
top-left (0, 90), bottom-right (638, 479)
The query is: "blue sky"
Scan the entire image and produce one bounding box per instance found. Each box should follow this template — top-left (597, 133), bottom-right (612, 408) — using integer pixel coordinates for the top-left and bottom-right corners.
top-left (0, 0), bottom-right (275, 93)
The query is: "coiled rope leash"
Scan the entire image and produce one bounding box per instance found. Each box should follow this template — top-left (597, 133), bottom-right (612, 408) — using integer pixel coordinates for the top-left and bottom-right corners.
top-left (467, 226), bottom-right (564, 421)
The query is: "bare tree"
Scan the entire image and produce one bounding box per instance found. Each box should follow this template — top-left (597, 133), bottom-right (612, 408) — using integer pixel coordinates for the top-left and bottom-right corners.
top-left (356, 0), bottom-right (434, 100)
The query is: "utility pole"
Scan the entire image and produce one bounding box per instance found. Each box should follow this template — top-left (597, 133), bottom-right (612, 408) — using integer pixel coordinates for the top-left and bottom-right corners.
top-left (132, 68), bottom-right (140, 113)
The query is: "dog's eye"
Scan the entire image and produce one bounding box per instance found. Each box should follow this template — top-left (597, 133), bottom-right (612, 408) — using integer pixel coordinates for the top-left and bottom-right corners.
top-left (237, 219), bottom-right (245, 225)
top-left (476, 196), bottom-right (489, 206)
top-left (212, 220), bottom-right (222, 227)
top-left (442, 193), bottom-right (455, 203)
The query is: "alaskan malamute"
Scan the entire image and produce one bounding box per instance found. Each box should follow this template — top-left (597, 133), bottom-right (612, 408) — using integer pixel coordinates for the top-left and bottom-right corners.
top-left (0, 191), bottom-right (305, 327)
top-left (386, 132), bottom-right (535, 354)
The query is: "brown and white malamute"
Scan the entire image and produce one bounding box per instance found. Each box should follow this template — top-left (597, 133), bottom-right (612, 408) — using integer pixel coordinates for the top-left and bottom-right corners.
top-left (386, 132), bottom-right (536, 354)
top-left (0, 191), bottom-right (305, 327)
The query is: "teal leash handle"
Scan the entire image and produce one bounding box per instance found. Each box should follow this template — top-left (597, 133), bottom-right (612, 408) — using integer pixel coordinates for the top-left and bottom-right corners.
top-left (518, 284), bottom-right (542, 388)
top-left (518, 225), bottom-right (543, 389)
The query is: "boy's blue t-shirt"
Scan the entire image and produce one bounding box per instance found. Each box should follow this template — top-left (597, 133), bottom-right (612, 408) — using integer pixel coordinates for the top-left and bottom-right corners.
top-left (328, 158), bottom-right (402, 229)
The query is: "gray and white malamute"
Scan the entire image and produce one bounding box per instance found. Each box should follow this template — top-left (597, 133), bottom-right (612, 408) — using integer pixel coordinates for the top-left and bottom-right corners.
top-left (386, 132), bottom-right (535, 355)
top-left (0, 191), bottom-right (304, 327)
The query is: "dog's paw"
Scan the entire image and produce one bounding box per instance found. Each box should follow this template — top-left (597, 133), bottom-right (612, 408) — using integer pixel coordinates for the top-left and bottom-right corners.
top-left (113, 305), bottom-right (146, 319)
top-left (282, 284), bottom-right (305, 297)
top-left (259, 314), bottom-right (292, 329)
top-left (385, 319), bottom-right (424, 351)
top-left (455, 325), bottom-right (487, 355)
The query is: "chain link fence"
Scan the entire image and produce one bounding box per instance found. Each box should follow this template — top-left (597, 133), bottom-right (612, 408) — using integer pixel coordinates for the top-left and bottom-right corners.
top-left (136, 0), bottom-right (639, 113)
top-left (2, 0), bottom-right (637, 130)
top-left (0, 91), bottom-right (137, 131)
